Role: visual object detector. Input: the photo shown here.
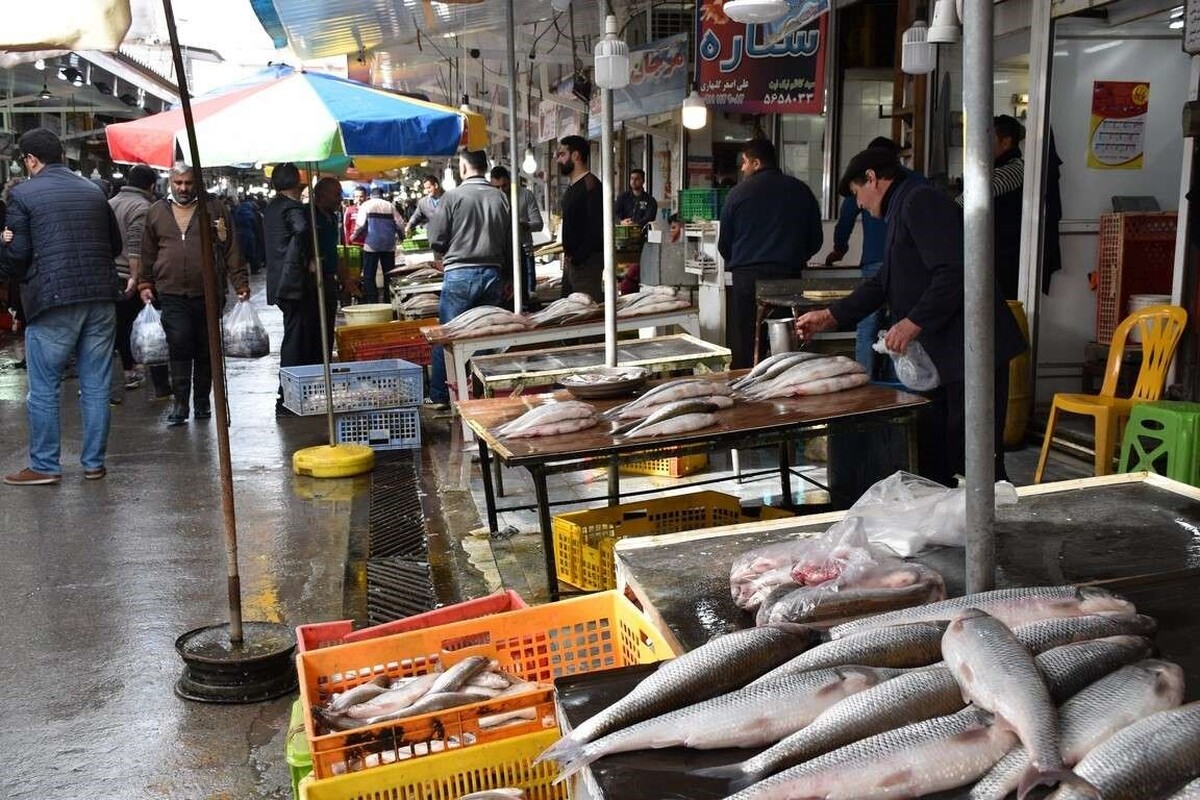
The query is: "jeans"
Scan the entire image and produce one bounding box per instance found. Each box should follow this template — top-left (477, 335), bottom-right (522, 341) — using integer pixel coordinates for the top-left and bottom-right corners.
top-left (25, 301), bottom-right (116, 473)
top-left (360, 250), bottom-right (395, 303)
top-left (430, 267), bottom-right (501, 405)
top-left (854, 261), bottom-right (885, 375)
top-left (522, 249), bottom-right (537, 300)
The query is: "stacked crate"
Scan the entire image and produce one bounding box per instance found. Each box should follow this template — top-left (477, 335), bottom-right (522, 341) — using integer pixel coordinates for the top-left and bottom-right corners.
top-left (279, 358), bottom-right (424, 450)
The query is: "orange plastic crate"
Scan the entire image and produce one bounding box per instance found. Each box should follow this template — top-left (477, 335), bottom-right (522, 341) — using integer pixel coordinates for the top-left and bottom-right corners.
top-left (354, 339), bottom-right (433, 366)
top-left (297, 591), bottom-right (675, 779)
top-left (335, 318), bottom-right (437, 362)
top-left (1095, 212), bottom-right (1176, 344)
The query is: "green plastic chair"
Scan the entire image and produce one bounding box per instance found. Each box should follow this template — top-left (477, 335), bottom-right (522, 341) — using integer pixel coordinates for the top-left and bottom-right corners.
top-left (1118, 400), bottom-right (1200, 486)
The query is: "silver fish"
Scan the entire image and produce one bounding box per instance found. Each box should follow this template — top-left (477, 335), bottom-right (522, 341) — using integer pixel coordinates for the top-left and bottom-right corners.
top-left (466, 671), bottom-right (514, 690)
top-left (972, 660), bottom-right (1186, 800)
top-left (830, 585), bottom-right (1136, 639)
top-left (604, 378), bottom-right (727, 420)
top-left (942, 608), bottom-right (1089, 799)
top-left (612, 399), bottom-right (720, 437)
top-left (748, 622), bottom-right (947, 686)
top-left (1047, 702), bottom-right (1200, 800)
top-left (730, 352), bottom-right (829, 390)
top-left (341, 672), bottom-right (439, 719)
top-left (621, 411), bottom-right (718, 439)
top-left (457, 790), bottom-right (525, 800)
top-left (479, 708), bottom-right (538, 728)
top-left (1167, 778), bottom-right (1200, 799)
top-left (535, 624), bottom-right (816, 764)
top-left (551, 665), bottom-right (901, 780)
top-left (1011, 613), bottom-right (1158, 654)
top-left (738, 357), bottom-right (865, 400)
top-left (1034, 636), bottom-right (1154, 702)
top-left (327, 675), bottom-right (390, 712)
top-left (723, 707), bottom-right (1017, 800)
top-left (496, 401), bottom-right (596, 437)
top-left (703, 664), bottom-right (965, 790)
top-left (428, 655), bottom-right (493, 695)
top-left (759, 578), bottom-right (945, 627)
top-left (615, 393), bottom-right (735, 419)
top-left (361, 689), bottom-right (494, 726)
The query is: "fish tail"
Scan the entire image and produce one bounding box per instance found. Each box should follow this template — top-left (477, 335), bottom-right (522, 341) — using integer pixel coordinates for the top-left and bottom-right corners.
top-left (1017, 767), bottom-right (1099, 800)
top-left (532, 734), bottom-right (585, 767)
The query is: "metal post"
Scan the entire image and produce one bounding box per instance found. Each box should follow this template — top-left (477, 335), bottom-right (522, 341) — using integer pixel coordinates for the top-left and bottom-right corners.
top-left (307, 164), bottom-right (338, 448)
top-left (505, 0), bottom-right (523, 313)
top-left (963, 0), bottom-right (996, 594)
top-left (600, 2), bottom-right (617, 367)
top-left (162, 0), bottom-right (242, 642)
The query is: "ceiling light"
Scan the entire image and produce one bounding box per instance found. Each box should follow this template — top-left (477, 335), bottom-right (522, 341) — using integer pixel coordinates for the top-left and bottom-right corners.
top-left (593, 15), bottom-right (630, 90)
top-left (521, 147), bottom-right (537, 174)
top-left (1082, 40), bottom-right (1122, 53)
top-left (1171, 5), bottom-right (1184, 17)
top-left (682, 90), bottom-right (707, 130)
top-left (111, 170), bottom-right (123, 179)
top-left (38, 83), bottom-right (52, 101)
top-left (56, 66), bottom-right (67, 81)
top-left (62, 66), bottom-right (84, 87)
top-left (722, 0), bottom-right (789, 24)
top-left (1170, 19), bottom-right (1184, 28)
top-left (901, 20), bottom-right (935, 75)
top-left (442, 164), bottom-right (457, 190)
top-left (928, 0), bottom-right (962, 43)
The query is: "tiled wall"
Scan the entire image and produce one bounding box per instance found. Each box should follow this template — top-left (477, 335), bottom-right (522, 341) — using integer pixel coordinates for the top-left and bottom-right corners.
top-left (839, 74), bottom-right (895, 177)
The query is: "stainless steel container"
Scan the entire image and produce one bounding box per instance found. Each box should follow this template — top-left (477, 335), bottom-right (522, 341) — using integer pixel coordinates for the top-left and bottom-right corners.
top-left (766, 317), bottom-right (795, 356)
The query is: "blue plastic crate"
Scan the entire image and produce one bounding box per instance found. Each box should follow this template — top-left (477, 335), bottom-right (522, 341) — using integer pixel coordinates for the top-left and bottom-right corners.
top-left (280, 359), bottom-right (423, 416)
top-left (335, 407), bottom-right (422, 450)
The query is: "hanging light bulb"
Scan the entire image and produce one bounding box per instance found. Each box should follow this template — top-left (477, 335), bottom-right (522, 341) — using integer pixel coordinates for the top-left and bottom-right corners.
top-left (521, 147), bottom-right (538, 175)
top-left (593, 15), bottom-right (630, 90)
top-left (442, 164), bottom-right (457, 190)
top-left (928, 0), bottom-right (962, 43)
top-left (901, 20), bottom-right (935, 75)
top-left (722, 0), bottom-right (789, 24)
top-left (34, 58), bottom-right (45, 70)
top-left (682, 90), bottom-right (708, 130)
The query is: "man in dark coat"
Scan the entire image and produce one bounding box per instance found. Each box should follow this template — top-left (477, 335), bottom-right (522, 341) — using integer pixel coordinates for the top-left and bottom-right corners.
top-left (556, 135), bottom-right (605, 302)
top-left (796, 147), bottom-right (1026, 486)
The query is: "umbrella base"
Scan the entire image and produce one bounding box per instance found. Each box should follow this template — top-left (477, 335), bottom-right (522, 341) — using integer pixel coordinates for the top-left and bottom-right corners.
top-left (174, 622), bottom-right (297, 704)
top-left (293, 443), bottom-right (375, 478)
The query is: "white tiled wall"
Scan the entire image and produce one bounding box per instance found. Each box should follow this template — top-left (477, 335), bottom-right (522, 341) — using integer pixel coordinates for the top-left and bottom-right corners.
top-left (839, 76), bottom-right (895, 177)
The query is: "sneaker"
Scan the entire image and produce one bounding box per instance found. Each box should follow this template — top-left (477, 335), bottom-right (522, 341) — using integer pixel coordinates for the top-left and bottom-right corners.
top-left (4, 468), bottom-right (61, 486)
top-left (83, 466), bottom-right (107, 480)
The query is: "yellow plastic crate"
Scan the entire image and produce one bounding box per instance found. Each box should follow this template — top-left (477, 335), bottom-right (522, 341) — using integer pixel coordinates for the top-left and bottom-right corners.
top-left (297, 592), bottom-right (675, 779)
top-left (553, 491), bottom-right (794, 592)
top-left (300, 728), bottom-right (566, 800)
top-left (620, 452), bottom-right (709, 478)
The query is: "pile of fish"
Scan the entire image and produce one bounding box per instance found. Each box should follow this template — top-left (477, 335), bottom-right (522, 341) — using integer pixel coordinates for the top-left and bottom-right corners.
top-left (615, 286), bottom-right (692, 318)
top-left (441, 306), bottom-right (535, 339)
top-left (605, 377), bottom-right (734, 420)
top-left (398, 292), bottom-right (440, 317)
top-left (395, 266), bottom-right (442, 285)
top-left (536, 584), bottom-right (1200, 800)
top-left (611, 398), bottom-right (724, 439)
top-left (496, 400), bottom-right (600, 438)
top-left (733, 352), bottom-right (869, 400)
top-left (526, 293), bottom-right (598, 327)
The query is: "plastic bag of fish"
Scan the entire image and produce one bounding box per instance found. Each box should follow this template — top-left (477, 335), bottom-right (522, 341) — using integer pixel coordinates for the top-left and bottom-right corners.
top-left (730, 519), bottom-right (945, 627)
top-left (221, 300), bottom-right (270, 358)
top-left (130, 302), bottom-right (169, 365)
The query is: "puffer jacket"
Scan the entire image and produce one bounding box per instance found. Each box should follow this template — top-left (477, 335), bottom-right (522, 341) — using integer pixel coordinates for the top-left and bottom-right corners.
top-left (0, 163), bottom-right (121, 321)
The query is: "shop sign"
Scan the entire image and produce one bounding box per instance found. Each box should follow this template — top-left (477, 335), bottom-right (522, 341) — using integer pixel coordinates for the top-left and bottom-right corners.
top-left (538, 78), bottom-right (584, 143)
top-left (696, 0), bottom-right (828, 114)
top-left (587, 34), bottom-right (689, 138)
top-left (1088, 80), bottom-right (1149, 170)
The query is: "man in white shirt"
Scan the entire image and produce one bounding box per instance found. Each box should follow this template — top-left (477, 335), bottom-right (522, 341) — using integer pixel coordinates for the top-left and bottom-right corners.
top-left (353, 188), bottom-right (404, 303)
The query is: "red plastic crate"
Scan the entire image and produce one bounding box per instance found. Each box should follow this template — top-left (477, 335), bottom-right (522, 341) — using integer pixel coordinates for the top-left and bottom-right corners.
top-left (353, 338), bottom-right (433, 366)
top-left (1095, 212), bottom-right (1176, 344)
top-left (295, 589), bottom-right (528, 653)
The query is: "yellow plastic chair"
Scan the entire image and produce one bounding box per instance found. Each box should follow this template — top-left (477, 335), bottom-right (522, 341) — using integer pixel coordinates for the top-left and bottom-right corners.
top-left (1034, 304), bottom-right (1187, 483)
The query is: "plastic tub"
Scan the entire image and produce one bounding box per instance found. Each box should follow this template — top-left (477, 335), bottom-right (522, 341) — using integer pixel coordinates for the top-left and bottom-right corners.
top-left (1127, 294), bottom-right (1171, 342)
top-left (341, 303), bottom-right (394, 326)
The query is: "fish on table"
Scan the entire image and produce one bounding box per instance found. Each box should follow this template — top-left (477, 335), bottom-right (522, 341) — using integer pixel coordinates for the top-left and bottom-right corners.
top-left (611, 398), bottom-right (722, 439)
top-left (496, 400), bottom-right (599, 439)
top-left (747, 622), bottom-right (948, 686)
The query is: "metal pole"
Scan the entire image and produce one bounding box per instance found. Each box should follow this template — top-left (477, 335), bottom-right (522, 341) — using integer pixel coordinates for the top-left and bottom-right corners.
top-left (600, 3), bottom-right (617, 367)
top-left (162, 0), bottom-right (243, 642)
top-left (962, 0), bottom-right (996, 593)
top-left (505, 0), bottom-right (523, 313)
top-left (307, 164), bottom-right (338, 447)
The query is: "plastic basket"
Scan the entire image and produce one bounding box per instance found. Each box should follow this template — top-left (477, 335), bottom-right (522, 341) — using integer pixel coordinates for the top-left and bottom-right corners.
top-left (1095, 212), bottom-right (1176, 344)
top-left (297, 591), bottom-right (675, 778)
top-left (678, 188), bottom-right (732, 222)
top-left (281, 359), bottom-right (424, 415)
top-left (620, 452), bottom-right (709, 478)
top-left (299, 728), bottom-right (567, 800)
top-left (336, 319), bottom-right (437, 362)
top-left (399, 237), bottom-right (429, 252)
top-left (335, 407), bottom-right (422, 450)
top-left (353, 339), bottom-right (433, 366)
top-left (287, 699), bottom-right (313, 800)
top-left (552, 491), bottom-right (794, 592)
top-left (296, 590), bottom-right (529, 654)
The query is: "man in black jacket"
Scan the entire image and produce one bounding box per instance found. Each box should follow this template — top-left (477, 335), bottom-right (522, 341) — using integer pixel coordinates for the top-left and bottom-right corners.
top-left (795, 147), bottom-right (1026, 486)
top-left (718, 139), bottom-right (823, 368)
top-left (991, 115), bottom-right (1025, 300)
top-left (556, 135), bottom-right (605, 301)
top-left (0, 128), bottom-right (122, 484)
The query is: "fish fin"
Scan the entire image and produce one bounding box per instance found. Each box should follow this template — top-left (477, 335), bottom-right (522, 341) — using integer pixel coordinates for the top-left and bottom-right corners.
top-left (1016, 767), bottom-right (1099, 800)
top-left (689, 762), bottom-right (752, 783)
top-left (532, 734), bottom-right (584, 767)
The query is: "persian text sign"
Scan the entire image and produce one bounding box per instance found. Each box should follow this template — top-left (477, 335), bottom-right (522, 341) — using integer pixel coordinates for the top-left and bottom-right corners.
top-left (697, 0), bottom-right (828, 114)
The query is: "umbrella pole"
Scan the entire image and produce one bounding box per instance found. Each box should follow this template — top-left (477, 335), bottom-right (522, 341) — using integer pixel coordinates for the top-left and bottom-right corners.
top-left (161, 0), bottom-right (242, 643)
top-left (307, 164), bottom-right (337, 448)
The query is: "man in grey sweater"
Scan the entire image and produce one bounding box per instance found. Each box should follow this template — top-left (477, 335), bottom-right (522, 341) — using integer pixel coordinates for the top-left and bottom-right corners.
top-left (426, 149), bottom-right (512, 409)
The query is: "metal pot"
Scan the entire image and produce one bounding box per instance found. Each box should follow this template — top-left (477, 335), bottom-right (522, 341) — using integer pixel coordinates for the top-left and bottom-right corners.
top-left (765, 317), bottom-right (796, 356)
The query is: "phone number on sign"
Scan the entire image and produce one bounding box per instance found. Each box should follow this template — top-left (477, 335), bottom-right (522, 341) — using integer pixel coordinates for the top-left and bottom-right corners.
top-left (762, 92), bottom-right (817, 105)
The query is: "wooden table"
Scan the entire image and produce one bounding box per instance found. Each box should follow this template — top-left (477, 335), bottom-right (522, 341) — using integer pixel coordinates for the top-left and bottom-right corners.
top-left (457, 377), bottom-right (927, 600)
top-left (468, 333), bottom-right (731, 398)
top-left (423, 307), bottom-right (701, 436)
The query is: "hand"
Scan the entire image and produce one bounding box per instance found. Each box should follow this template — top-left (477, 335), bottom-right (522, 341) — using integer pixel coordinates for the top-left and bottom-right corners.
top-left (824, 249), bottom-right (844, 265)
top-left (124, 277), bottom-right (137, 296)
top-left (1, 227), bottom-right (11, 244)
top-left (795, 309), bottom-right (836, 340)
top-left (140, 288), bottom-right (154, 304)
top-left (619, 218), bottom-right (634, 225)
top-left (238, 289), bottom-right (250, 301)
top-left (884, 318), bottom-right (922, 354)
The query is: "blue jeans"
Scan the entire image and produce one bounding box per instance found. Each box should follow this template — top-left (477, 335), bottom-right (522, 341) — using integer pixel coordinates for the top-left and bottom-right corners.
top-left (430, 267), bottom-right (501, 405)
top-left (25, 301), bottom-right (116, 473)
top-left (855, 261), bottom-right (885, 375)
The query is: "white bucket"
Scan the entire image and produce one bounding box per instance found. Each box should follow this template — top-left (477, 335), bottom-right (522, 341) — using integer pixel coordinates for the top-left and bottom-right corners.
top-left (341, 303), bottom-right (394, 326)
top-left (1127, 294), bottom-right (1171, 342)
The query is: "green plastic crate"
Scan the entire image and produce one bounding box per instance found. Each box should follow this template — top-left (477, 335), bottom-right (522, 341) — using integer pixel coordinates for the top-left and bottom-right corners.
top-left (678, 188), bottom-right (732, 222)
top-left (287, 698), bottom-right (312, 800)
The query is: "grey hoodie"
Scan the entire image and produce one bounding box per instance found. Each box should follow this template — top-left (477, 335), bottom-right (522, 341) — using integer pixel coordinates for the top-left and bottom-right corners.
top-left (427, 175), bottom-right (512, 272)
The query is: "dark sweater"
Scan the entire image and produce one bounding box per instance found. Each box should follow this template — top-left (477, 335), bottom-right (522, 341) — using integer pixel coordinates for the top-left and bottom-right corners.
top-left (717, 167), bottom-right (823, 271)
top-left (560, 172), bottom-right (604, 263)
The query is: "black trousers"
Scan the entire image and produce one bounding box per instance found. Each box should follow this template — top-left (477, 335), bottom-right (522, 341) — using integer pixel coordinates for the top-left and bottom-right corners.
top-left (159, 293), bottom-right (214, 402)
top-left (915, 366), bottom-right (1011, 488)
top-left (561, 253), bottom-right (604, 303)
top-left (728, 265), bottom-right (792, 370)
top-left (277, 292), bottom-right (323, 370)
top-left (115, 288), bottom-right (141, 371)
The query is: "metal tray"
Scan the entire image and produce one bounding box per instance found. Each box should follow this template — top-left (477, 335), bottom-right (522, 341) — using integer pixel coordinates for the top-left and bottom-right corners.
top-left (560, 367), bottom-right (649, 399)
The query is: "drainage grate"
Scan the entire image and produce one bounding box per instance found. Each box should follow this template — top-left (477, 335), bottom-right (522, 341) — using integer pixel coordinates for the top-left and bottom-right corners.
top-left (368, 451), bottom-right (429, 559)
top-left (366, 557), bottom-right (437, 626)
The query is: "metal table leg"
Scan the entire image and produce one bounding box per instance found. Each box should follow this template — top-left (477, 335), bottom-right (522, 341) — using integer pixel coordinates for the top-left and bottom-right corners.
top-left (607, 455), bottom-right (620, 506)
top-left (779, 439), bottom-right (794, 509)
top-left (532, 466), bottom-right (560, 602)
top-left (494, 458), bottom-right (505, 498)
top-left (478, 439), bottom-right (499, 533)
top-left (752, 301), bottom-right (768, 367)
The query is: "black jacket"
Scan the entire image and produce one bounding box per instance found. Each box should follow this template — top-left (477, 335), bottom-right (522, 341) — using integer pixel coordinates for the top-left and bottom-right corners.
top-left (263, 194), bottom-right (313, 304)
top-left (561, 172), bottom-right (604, 263)
top-left (717, 167), bottom-right (823, 271)
top-left (0, 164), bottom-right (121, 321)
top-left (829, 176), bottom-right (1025, 385)
top-left (993, 148), bottom-right (1024, 300)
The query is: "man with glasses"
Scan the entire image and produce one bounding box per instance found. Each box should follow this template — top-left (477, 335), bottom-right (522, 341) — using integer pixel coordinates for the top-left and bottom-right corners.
top-left (0, 128), bottom-right (123, 484)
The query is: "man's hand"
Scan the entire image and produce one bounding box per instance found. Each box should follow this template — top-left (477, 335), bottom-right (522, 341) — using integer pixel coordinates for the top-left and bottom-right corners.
top-left (124, 277), bottom-right (137, 296)
top-left (884, 318), bottom-right (922, 354)
top-left (795, 308), bottom-right (836, 340)
top-left (140, 288), bottom-right (154, 304)
top-left (824, 248), bottom-right (846, 265)
top-left (619, 217), bottom-right (634, 225)
top-left (1, 228), bottom-right (11, 244)
top-left (237, 288), bottom-right (250, 301)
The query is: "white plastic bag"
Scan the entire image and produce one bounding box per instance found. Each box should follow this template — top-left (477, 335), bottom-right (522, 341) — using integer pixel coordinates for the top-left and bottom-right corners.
top-left (873, 331), bottom-right (940, 391)
top-left (131, 303), bottom-right (169, 365)
top-left (846, 470), bottom-right (1019, 556)
top-left (222, 300), bottom-right (270, 358)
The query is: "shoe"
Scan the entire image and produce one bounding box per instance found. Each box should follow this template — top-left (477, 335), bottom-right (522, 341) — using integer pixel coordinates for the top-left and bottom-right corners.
top-left (424, 398), bottom-right (450, 411)
top-left (194, 407), bottom-right (212, 420)
top-left (124, 374), bottom-right (144, 390)
top-left (109, 395), bottom-right (123, 406)
top-left (83, 466), bottom-right (107, 480)
top-left (13, 359), bottom-right (26, 370)
top-left (168, 399), bottom-right (189, 426)
top-left (4, 468), bottom-right (61, 486)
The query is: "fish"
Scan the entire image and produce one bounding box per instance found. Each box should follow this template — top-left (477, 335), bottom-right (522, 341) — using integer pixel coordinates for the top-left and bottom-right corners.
top-left (479, 708), bottom-right (538, 728)
top-left (503, 415), bottom-right (599, 439)
top-left (457, 789), bottom-right (525, 800)
top-left (527, 294), bottom-right (597, 326)
top-left (614, 393), bottom-right (734, 420)
top-left (942, 608), bottom-right (1097, 799)
top-left (730, 352), bottom-right (830, 390)
top-left (722, 706), bottom-right (1017, 800)
top-left (1034, 636), bottom-right (1154, 702)
top-left (327, 675), bottom-right (390, 712)
top-left (737, 357), bottom-right (866, 400)
top-left (535, 624), bottom-right (816, 765)
top-left (1167, 778), bottom-right (1200, 799)
top-left (496, 401), bottom-right (597, 437)
top-left (340, 673), bottom-right (440, 719)
top-left (443, 305), bottom-right (531, 333)
top-left (758, 578), bottom-right (945, 628)
top-left (611, 399), bottom-right (721, 438)
top-left (748, 622), bottom-right (948, 686)
top-left (361, 689), bottom-right (494, 726)
top-left (702, 664), bottom-right (965, 790)
top-left (1046, 701), bottom-right (1200, 800)
top-left (466, 671), bottom-right (515, 690)
top-left (971, 660), bottom-right (1186, 800)
top-left (1010, 613), bottom-right (1159, 654)
top-left (550, 665), bottom-right (902, 781)
top-left (428, 655), bottom-right (493, 695)
top-left (620, 412), bottom-right (718, 439)
top-left (603, 378), bottom-right (729, 420)
top-left (784, 371), bottom-right (871, 397)
top-left (829, 585), bottom-right (1136, 639)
